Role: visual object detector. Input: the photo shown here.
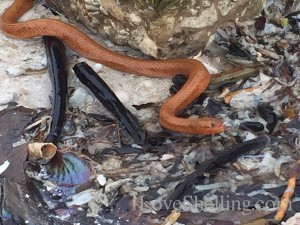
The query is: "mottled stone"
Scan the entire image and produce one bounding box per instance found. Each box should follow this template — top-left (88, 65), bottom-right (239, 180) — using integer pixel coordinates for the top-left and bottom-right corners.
top-left (42, 0), bottom-right (265, 58)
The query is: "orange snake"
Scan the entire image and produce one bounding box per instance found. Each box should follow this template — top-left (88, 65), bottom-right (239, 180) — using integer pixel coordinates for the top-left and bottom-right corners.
top-left (0, 0), bottom-right (225, 135)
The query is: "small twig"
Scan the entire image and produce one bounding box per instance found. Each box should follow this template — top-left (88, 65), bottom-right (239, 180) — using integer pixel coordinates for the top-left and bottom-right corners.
top-left (273, 160), bottom-right (300, 223)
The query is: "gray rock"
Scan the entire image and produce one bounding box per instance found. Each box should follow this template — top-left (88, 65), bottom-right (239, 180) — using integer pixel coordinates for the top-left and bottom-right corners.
top-left (42, 0), bottom-right (265, 58)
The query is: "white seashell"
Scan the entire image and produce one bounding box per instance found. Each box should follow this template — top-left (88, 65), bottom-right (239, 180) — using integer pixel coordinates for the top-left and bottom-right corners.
top-left (67, 189), bottom-right (93, 207)
top-left (97, 174), bottom-right (106, 186)
top-left (0, 161), bottom-right (10, 174)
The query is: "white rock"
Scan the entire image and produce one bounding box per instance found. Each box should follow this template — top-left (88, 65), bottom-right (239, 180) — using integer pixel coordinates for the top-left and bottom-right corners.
top-left (69, 87), bottom-right (94, 108)
top-left (0, 92), bottom-right (18, 105)
top-left (92, 63), bottom-right (103, 72)
top-left (6, 66), bottom-right (26, 76)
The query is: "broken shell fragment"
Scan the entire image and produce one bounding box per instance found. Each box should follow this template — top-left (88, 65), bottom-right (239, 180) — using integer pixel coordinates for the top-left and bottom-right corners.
top-left (28, 142), bottom-right (57, 163)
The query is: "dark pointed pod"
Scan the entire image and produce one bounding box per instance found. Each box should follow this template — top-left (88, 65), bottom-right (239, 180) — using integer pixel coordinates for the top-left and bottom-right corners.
top-left (43, 37), bottom-right (68, 145)
top-left (73, 62), bottom-right (146, 145)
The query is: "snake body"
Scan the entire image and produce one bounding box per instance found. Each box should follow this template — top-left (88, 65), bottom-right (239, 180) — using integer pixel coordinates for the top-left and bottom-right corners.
top-left (0, 0), bottom-right (225, 135)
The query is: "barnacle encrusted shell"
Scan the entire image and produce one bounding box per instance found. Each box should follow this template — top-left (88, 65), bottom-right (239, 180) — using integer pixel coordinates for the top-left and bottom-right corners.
top-left (42, 0), bottom-right (265, 58)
